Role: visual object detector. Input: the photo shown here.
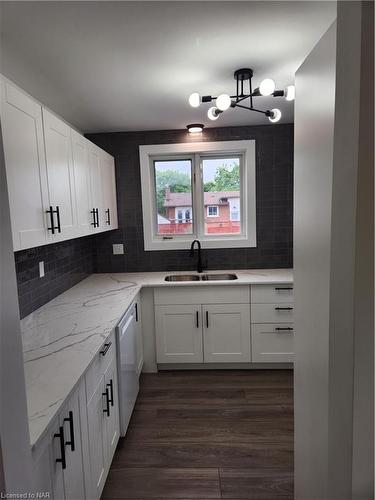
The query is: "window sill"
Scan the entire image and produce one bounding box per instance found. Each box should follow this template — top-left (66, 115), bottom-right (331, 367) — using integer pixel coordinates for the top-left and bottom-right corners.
top-left (145, 235), bottom-right (257, 251)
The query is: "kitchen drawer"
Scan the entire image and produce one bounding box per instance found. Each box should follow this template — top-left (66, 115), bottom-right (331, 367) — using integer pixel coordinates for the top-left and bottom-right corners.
top-left (251, 284), bottom-right (294, 303)
top-left (251, 303), bottom-right (294, 323)
top-left (86, 330), bottom-right (116, 402)
top-left (252, 323), bottom-right (294, 362)
top-left (154, 285), bottom-right (250, 305)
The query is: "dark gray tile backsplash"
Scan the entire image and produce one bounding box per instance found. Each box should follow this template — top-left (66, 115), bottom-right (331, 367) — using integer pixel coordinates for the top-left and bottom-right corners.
top-left (87, 123), bottom-right (294, 274)
top-left (15, 236), bottom-right (96, 318)
top-left (14, 123), bottom-right (293, 319)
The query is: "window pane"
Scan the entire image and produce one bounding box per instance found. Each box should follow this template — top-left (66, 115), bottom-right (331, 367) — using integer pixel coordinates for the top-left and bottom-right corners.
top-left (202, 157), bottom-right (241, 235)
top-left (154, 159), bottom-right (193, 235)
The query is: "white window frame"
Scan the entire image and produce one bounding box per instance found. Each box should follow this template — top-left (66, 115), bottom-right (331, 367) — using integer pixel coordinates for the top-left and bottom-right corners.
top-left (207, 205), bottom-right (219, 217)
top-left (139, 140), bottom-right (256, 250)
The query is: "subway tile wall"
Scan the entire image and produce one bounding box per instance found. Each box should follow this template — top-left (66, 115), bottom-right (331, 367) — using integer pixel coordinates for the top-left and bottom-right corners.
top-left (87, 123), bottom-right (294, 273)
top-left (15, 236), bottom-right (96, 318)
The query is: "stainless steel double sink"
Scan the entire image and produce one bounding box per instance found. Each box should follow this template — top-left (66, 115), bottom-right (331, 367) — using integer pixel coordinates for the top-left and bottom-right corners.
top-left (165, 273), bottom-right (238, 282)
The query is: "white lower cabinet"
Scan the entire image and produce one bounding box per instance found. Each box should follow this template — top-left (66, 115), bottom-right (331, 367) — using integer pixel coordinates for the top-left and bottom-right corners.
top-left (203, 304), bottom-right (251, 363)
top-left (252, 323), bottom-right (294, 362)
top-left (155, 305), bottom-right (203, 363)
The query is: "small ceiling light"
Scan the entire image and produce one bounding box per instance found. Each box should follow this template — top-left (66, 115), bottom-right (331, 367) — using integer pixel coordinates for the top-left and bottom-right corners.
top-left (259, 78), bottom-right (276, 96)
top-left (268, 108), bottom-right (282, 123)
top-left (207, 106), bottom-right (220, 120)
top-left (188, 92), bottom-right (201, 108)
top-left (216, 93), bottom-right (231, 111)
top-left (285, 85), bottom-right (295, 101)
top-left (187, 123), bottom-right (204, 133)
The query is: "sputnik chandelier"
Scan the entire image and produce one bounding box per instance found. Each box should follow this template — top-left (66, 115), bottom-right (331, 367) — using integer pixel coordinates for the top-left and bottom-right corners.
top-left (188, 68), bottom-right (295, 124)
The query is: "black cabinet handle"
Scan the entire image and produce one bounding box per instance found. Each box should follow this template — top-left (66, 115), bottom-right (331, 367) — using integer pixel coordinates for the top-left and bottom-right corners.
top-left (103, 387), bottom-right (110, 416)
top-left (206, 311), bottom-right (209, 328)
top-left (135, 303), bottom-right (138, 322)
top-left (275, 327), bottom-right (294, 331)
top-left (46, 206), bottom-right (56, 234)
top-left (64, 410), bottom-right (75, 452)
top-left (105, 208), bottom-right (111, 225)
top-left (95, 208), bottom-right (99, 227)
top-left (90, 208), bottom-right (96, 227)
top-left (100, 341), bottom-right (112, 356)
top-left (54, 426), bottom-right (66, 470)
top-left (275, 306), bottom-right (294, 311)
top-left (275, 287), bottom-right (293, 291)
top-left (107, 379), bottom-right (114, 407)
top-left (196, 311), bottom-right (199, 328)
top-left (55, 206), bottom-right (61, 233)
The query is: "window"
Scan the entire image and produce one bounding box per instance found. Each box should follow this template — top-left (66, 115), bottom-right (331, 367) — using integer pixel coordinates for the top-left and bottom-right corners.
top-left (207, 206), bottom-right (219, 217)
top-left (140, 140), bottom-right (256, 250)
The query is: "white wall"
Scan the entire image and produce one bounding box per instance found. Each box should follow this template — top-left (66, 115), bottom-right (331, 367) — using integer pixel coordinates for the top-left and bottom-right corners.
top-left (294, 2), bottom-right (373, 498)
top-left (0, 121), bottom-right (32, 490)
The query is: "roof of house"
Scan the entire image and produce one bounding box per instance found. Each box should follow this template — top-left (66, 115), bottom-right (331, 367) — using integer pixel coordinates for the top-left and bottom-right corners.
top-left (164, 191), bottom-right (240, 207)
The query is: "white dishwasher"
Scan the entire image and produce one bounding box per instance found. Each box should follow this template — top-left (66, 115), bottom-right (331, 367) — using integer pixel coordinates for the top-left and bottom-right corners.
top-left (116, 302), bottom-right (139, 436)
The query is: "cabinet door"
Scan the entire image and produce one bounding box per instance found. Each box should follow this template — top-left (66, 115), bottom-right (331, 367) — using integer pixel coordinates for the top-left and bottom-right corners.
top-left (71, 130), bottom-right (93, 236)
top-left (135, 300), bottom-right (144, 375)
top-left (103, 356), bottom-right (120, 467)
top-left (88, 144), bottom-right (103, 232)
top-left (43, 109), bottom-right (77, 241)
top-left (100, 151), bottom-right (118, 230)
top-left (1, 81), bottom-right (49, 250)
top-left (251, 323), bottom-right (294, 363)
top-left (61, 389), bottom-right (86, 500)
top-left (87, 377), bottom-right (107, 500)
top-left (203, 304), bottom-right (251, 363)
top-left (155, 305), bottom-right (203, 363)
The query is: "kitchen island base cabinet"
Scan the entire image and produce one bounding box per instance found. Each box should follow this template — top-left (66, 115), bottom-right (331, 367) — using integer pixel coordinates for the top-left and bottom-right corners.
top-left (155, 305), bottom-right (203, 363)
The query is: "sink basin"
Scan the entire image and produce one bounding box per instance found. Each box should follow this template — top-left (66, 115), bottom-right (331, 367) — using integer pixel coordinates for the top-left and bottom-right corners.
top-left (164, 274), bottom-right (200, 282)
top-left (201, 273), bottom-right (238, 281)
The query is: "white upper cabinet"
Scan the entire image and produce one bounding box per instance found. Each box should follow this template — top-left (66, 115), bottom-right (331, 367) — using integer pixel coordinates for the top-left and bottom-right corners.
top-left (100, 150), bottom-right (118, 231)
top-left (1, 80), bottom-right (49, 250)
top-left (71, 130), bottom-right (93, 236)
top-left (1, 77), bottom-right (119, 250)
top-left (43, 108), bottom-right (77, 241)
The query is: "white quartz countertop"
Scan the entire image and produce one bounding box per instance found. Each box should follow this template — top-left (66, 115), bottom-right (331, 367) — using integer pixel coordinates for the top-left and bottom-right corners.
top-left (21, 268), bottom-right (293, 447)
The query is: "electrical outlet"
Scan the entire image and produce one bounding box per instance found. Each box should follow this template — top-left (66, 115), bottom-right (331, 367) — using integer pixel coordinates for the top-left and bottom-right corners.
top-left (112, 244), bottom-right (124, 255)
top-left (39, 261), bottom-right (45, 278)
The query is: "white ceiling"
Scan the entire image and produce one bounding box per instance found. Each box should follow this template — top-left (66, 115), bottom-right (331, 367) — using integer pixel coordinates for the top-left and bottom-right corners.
top-left (0, 1), bottom-right (336, 133)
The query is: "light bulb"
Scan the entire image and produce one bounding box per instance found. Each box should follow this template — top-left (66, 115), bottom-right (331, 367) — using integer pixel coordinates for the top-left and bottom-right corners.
top-left (259, 78), bottom-right (276, 96)
top-left (216, 93), bottom-right (231, 111)
top-left (285, 85), bottom-right (295, 101)
top-left (207, 106), bottom-right (220, 121)
top-left (268, 108), bottom-right (282, 123)
top-left (188, 92), bottom-right (201, 108)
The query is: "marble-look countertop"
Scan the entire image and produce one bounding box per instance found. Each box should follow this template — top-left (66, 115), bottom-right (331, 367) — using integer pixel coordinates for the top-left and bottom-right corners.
top-left (21, 269), bottom-right (293, 447)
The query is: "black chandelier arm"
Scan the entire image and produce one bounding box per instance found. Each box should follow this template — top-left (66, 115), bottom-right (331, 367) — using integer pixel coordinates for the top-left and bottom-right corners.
top-left (234, 103), bottom-right (270, 116)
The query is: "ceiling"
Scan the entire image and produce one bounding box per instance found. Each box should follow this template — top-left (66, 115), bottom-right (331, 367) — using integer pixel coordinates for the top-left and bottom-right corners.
top-left (0, 1), bottom-right (336, 133)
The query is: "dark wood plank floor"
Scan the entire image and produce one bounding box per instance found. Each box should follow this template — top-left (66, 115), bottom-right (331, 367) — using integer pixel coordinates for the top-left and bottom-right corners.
top-left (101, 370), bottom-right (294, 500)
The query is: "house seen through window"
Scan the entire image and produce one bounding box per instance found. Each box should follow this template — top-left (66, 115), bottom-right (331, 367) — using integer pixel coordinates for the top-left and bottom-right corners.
top-left (154, 157), bottom-right (241, 236)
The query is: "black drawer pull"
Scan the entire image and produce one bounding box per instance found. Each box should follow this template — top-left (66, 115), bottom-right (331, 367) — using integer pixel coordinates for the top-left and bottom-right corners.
top-left (100, 341), bottom-right (112, 356)
top-left (55, 206), bottom-right (61, 233)
top-left (54, 426), bottom-right (66, 470)
top-left (107, 379), bottom-right (114, 407)
top-left (103, 387), bottom-right (110, 417)
top-left (275, 287), bottom-right (293, 291)
top-left (275, 307), bottom-right (294, 311)
top-left (105, 208), bottom-right (111, 225)
top-left (275, 327), bottom-right (294, 331)
top-left (90, 208), bottom-right (97, 227)
top-left (95, 208), bottom-right (99, 227)
top-left (64, 410), bottom-right (75, 451)
top-left (196, 311), bottom-right (199, 328)
top-left (206, 311), bottom-right (209, 328)
top-left (135, 303), bottom-right (138, 322)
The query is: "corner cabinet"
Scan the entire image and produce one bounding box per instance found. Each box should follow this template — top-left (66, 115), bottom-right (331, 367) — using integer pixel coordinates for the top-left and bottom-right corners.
top-left (1, 78), bottom-right (118, 251)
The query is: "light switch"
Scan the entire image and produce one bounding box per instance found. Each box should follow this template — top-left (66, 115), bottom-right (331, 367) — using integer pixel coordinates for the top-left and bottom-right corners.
top-left (39, 261), bottom-right (45, 278)
top-left (113, 244), bottom-right (124, 255)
